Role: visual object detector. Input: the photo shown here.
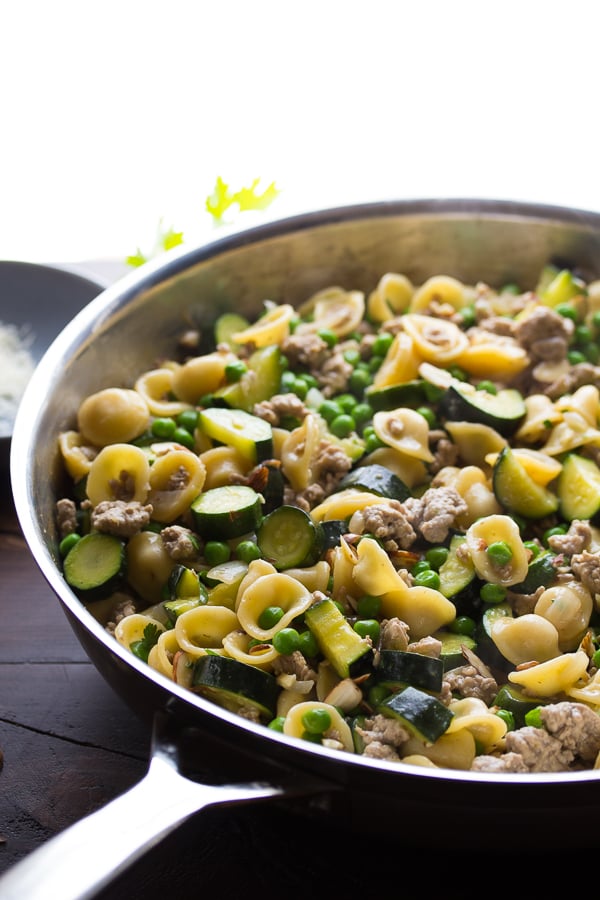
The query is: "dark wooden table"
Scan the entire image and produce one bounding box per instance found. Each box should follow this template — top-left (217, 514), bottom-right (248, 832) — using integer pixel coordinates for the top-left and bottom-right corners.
top-left (0, 457), bottom-right (566, 898)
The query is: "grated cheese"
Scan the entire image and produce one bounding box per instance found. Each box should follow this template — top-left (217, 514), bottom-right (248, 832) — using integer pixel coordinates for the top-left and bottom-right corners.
top-left (0, 321), bottom-right (36, 437)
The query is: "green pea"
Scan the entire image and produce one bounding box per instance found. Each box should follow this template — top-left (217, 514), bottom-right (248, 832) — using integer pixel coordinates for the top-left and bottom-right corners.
top-left (336, 393), bottom-right (357, 412)
top-left (317, 328), bottom-right (338, 348)
top-left (583, 343), bottom-right (600, 364)
top-left (568, 350), bottom-right (587, 365)
top-left (273, 627), bottom-right (301, 655)
top-left (258, 606), bottom-right (285, 629)
top-left (495, 709), bottom-right (515, 731)
top-left (356, 594), bottom-right (382, 618)
top-left (330, 413), bottom-right (355, 438)
top-left (543, 524), bottom-right (567, 545)
top-left (300, 373), bottom-right (319, 389)
top-left (280, 370), bottom-right (297, 391)
top-left (268, 716), bottom-right (286, 732)
top-left (353, 619), bottom-right (380, 642)
top-left (59, 532), bottom-right (81, 557)
top-left (447, 365), bottom-right (467, 381)
top-left (412, 560), bottom-right (431, 574)
top-left (352, 402), bottom-right (373, 426)
top-left (575, 324), bottom-right (593, 344)
top-left (204, 541), bottom-right (231, 566)
top-left (364, 433), bottom-right (385, 453)
top-left (371, 332), bottom-right (394, 356)
top-left (425, 546), bottom-right (449, 571)
top-left (501, 282), bottom-right (520, 295)
top-left (459, 305), bottom-right (476, 328)
top-left (319, 399), bottom-right (342, 423)
top-left (301, 707), bottom-right (332, 735)
top-left (555, 303), bottom-right (578, 320)
top-left (486, 541), bottom-right (513, 567)
top-left (415, 406), bottom-right (437, 428)
top-left (225, 360), bottom-right (248, 383)
top-left (298, 630), bottom-right (319, 658)
top-left (449, 615), bottom-right (476, 636)
top-left (523, 540), bottom-right (541, 559)
top-left (235, 540), bottom-right (261, 563)
top-left (413, 570), bottom-right (440, 590)
top-left (349, 368), bottom-right (372, 394)
top-left (292, 378), bottom-right (308, 399)
top-left (343, 348), bottom-right (361, 366)
top-left (592, 310), bottom-right (600, 331)
top-left (480, 582), bottom-right (507, 604)
top-left (151, 417), bottom-right (176, 439)
top-left (524, 707), bottom-right (544, 729)
top-left (368, 354), bottom-right (385, 373)
top-left (476, 380), bottom-right (497, 394)
top-left (176, 409), bottom-right (199, 432)
top-left (173, 427), bottom-right (194, 449)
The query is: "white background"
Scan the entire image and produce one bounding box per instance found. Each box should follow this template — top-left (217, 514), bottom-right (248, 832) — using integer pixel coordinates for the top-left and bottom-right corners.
top-left (2, 0), bottom-right (600, 269)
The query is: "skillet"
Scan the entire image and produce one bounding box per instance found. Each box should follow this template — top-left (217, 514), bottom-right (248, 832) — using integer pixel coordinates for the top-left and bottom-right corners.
top-left (6, 198), bottom-right (600, 898)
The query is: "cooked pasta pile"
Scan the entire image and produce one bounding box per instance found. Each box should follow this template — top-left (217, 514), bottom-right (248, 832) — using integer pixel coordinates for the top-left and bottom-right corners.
top-left (56, 264), bottom-right (600, 773)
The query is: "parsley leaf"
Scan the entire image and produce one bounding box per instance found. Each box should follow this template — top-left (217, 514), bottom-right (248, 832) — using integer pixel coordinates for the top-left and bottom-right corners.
top-left (126, 219), bottom-right (185, 268)
top-left (130, 623), bottom-right (161, 662)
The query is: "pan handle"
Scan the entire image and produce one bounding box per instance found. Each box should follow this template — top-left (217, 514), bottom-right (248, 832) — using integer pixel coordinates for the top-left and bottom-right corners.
top-left (0, 713), bottom-right (319, 900)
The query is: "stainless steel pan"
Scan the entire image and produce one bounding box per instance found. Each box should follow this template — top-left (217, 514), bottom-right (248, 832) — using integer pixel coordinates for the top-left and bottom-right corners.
top-left (6, 199), bottom-right (600, 899)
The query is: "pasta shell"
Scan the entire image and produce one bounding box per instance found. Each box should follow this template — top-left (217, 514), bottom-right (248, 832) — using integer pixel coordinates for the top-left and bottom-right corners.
top-left (236, 572), bottom-right (313, 641)
top-left (454, 335), bottom-right (529, 380)
top-left (360, 447), bottom-right (428, 488)
top-left (222, 630), bottom-right (279, 669)
top-left (199, 445), bottom-right (252, 490)
top-left (310, 488), bottom-right (385, 523)
top-left (147, 628), bottom-right (182, 679)
top-left (484, 448), bottom-right (562, 487)
top-left (231, 303), bottom-right (295, 347)
top-left (367, 272), bottom-right (414, 322)
top-left (379, 584), bottom-right (456, 641)
top-left (409, 274), bottom-right (468, 313)
top-left (126, 530), bottom-right (175, 604)
top-left (86, 443), bottom-right (151, 506)
top-left (446, 697), bottom-right (507, 751)
top-left (282, 700), bottom-right (354, 752)
top-left (77, 387), bottom-right (151, 447)
top-left (514, 394), bottom-right (563, 443)
top-left (465, 514), bottom-right (529, 586)
top-left (114, 613), bottom-right (165, 652)
top-left (491, 613), bottom-right (561, 666)
top-left (371, 332), bottom-right (421, 388)
top-left (280, 412), bottom-right (321, 491)
top-left (372, 408), bottom-right (434, 462)
top-left (171, 349), bottom-right (238, 404)
top-left (58, 430), bottom-right (97, 482)
top-left (534, 582), bottom-right (593, 651)
top-left (402, 314), bottom-right (469, 364)
top-left (555, 384), bottom-right (600, 427)
top-left (174, 605), bottom-right (239, 658)
top-left (401, 729), bottom-right (476, 770)
top-left (147, 447), bottom-right (207, 522)
top-left (134, 367), bottom-right (192, 417)
top-left (352, 536), bottom-right (408, 595)
top-left (444, 421), bottom-right (507, 468)
top-left (508, 648), bottom-right (589, 697)
top-left (295, 288), bottom-right (365, 338)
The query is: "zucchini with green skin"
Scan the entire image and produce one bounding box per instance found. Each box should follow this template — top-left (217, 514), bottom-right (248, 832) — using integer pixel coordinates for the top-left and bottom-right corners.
top-left (192, 654), bottom-right (279, 719)
top-left (437, 534), bottom-right (481, 615)
top-left (190, 484), bottom-right (263, 540)
top-left (257, 505), bottom-right (325, 569)
top-left (163, 565), bottom-right (208, 624)
top-left (439, 384), bottom-right (526, 436)
top-left (304, 596), bottom-right (373, 679)
top-left (377, 686), bottom-right (454, 743)
top-left (337, 463), bottom-right (411, 502)
top-left (434, 630), bottom-right (478, 671)
top-left (365, 379), bottom-right (436, 411)
top-left (376, 649), bottom-right (444, 693)
top-left (511, 552), bottom-right (558, 594)
top-left (198, 406), bottom-right (273, 463)
top-left (493, 684), bottom-right (548, 728)
top-left (492, 446), bottom-right (559, 519)
top-left (212, 345), bottom-right (283, 412)
top-left (63, 532), bottom-right (126, 597)
top-left (475, 602), bottom-right (513, 672)
top-left (557, 453), bottom-right (600, 522)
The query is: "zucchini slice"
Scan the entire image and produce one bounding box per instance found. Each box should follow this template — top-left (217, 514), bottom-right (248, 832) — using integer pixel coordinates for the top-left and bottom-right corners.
top-left (192, 654), bottom-right (279, 719)
top-left (63, 533), bottom-right (126, 596)
top-left (304, 596), bottom-right (373, 679)
top-left (492, 446), bottom-right (559, 519)
top-left (190, 485), bottom-right (263, 540)
top-left (212, 345), bottom-right (283, 412)
top-left (493, 684), bottom-right (548, 728)
top-left (377, 649), bottom-right (444, 693)
top-left (557, 453), bottom-right (600, 522)
top-left (198, 407), bottom-right (273, 463)
top-left (434, 630), bottom-right (478, 671)
top-left (439, 384), bottom-right (526, 436)
top-left (511, 552), bottom-right (558, 594)
top-left (365, 379), bottom-right (439, 411)
top-left (337, 463), bottom-right (411, 502)
top-left (437, 534), bottom-right (480, 613)
top-left (257, 505), bottom-right (325, 569)
top-left (377, 686), bottom-right (454, 743)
